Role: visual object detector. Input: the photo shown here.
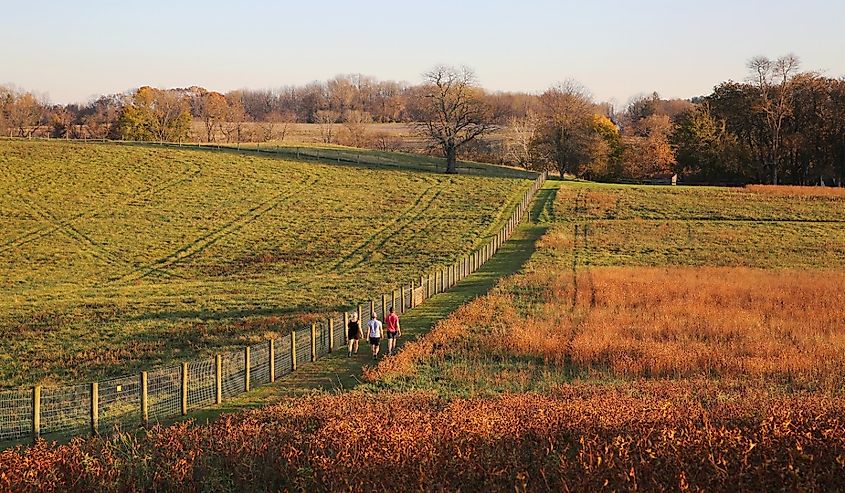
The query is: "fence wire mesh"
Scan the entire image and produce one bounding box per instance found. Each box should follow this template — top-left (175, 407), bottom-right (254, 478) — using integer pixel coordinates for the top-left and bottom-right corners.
top-left (0, 389), bottom-right (31, 441)
top-left (250, 342), bottom-right (270, 387)
top-left (148, 366), bottom-right (181, 421)
top-left (221, 350), bottom-right (246, 399)
top-left (99, 375), bottom-right (140, 433)
top-left (0, 171), bottom-right (546, 444)
top-left (188, 358), bottom-right (216, 411)
top-left (41, 384), bottom-right (90, 437)
top-left (276, 334), bottom-right (293, 376)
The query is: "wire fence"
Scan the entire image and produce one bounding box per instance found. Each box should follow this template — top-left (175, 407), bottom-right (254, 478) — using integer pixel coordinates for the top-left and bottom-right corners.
top-left (0, 148), bottom-right (546, 446)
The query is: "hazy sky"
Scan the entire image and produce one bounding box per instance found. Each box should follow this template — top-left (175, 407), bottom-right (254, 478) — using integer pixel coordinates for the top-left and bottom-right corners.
top-left (2, 0), bottom-right (844, 105)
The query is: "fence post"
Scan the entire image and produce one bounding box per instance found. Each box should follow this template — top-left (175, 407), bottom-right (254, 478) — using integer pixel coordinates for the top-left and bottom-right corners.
top-left (400, 286), bottom-right (406, 314)
top-left (382, 294), bottom-right (388, 319)
top-left (90, 382), bottom-right (99, 436)
top-left (392, 290), bottom-right (397, 313)
top-left (181, 362), bottom-right (188, 415)
top-left (291, 332), bottom-right (297, 371)
top-left (140, 372), bottom-right (148, 426)
top-left (328, 318), bottom-right (334, 353)
top-left (244, 347), bottom-right (251, 392)
top-left (269, 339), bottom-right (276, 383)
top-left (344, 312), bottom-right (350, 343)
top-left (311, 323), bottom-right (317, 362)
top-left (440, 269), bottom-right (445, 292)
top-left (370, 300), bottom-right (375, 318)
top-left (215, 354), bottom-right (223, 404)
top-left (32, 386), bottom-right (41, 442)
top-left (357, 305), bottom-right (363, 330)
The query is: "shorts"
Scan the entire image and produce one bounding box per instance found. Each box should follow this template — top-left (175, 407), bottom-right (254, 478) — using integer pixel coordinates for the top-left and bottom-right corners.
top-left (347, 329), bottom-right (360, 340)
top-left (369, 337), bottom-right (381, 346)
top-left (386, 331), bottom-right (398, 339)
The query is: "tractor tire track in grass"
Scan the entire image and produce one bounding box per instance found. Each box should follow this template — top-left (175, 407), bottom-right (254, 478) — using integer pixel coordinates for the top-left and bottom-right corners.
top-left (0, 163), bottom-right (202, 260)
top-left (113, 174), bottom-right (319, 285)
top-left (323, 185), bottom-right (443, 273)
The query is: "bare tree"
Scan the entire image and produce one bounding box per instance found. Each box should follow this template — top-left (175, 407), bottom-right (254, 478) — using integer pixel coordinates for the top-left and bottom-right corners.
top-left (198, 91), bottom-right (228, 142)
top-left (747, 54), bottom-right (801, 184)
top-left (7, 92), bottom-right (43, 137)
top-left (342, 110), bottom-right (373, 147)
top-left (314, 110), bottom-right (340, 144)
top-left (503, 112), bottom-right (538, 167)
top-left (530, 80), bottom-right (600, 178)
top-left (413, 65), bottom-right (493, 173)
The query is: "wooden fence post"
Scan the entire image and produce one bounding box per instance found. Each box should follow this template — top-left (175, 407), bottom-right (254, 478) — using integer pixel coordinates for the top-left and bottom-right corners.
top-left (181, 362), bottom-right (188, 415)
top-left (400, 286), bottom-right (406, 314)
top-left (370, 300), bottom-right (375, 318)
top-left (90, 382), bottom-right (99, 436)
top-left (140, 372), bottom-right (148, 425)
top-left (269, 339), bottom-right (276, 383)
top-left (392, 290), bottom-right (397, 313)
top-left (382, 294), bottom-right (387, 320)
top-left (328, 318), bottom-right (334, 353)
top-left (291, 332), bottom-right (297, 371)
top-left (357, 305), bottom-right (363, 329)
top-left (311, 323), bottom-right (317, 362)
top-left (244, 347), bottom-right (251, 392)
top-left (215, 354), bottom-right (222, 404)
top-left (344, 312), bottom-right (350, 342)
top-left (32, 386), bottom-right (41, 441)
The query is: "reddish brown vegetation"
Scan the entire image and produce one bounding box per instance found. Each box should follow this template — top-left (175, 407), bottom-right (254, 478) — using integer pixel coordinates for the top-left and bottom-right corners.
top-left (1, 388), bottom-right (843, 492)
top-left (745, 184), bottom-right (845, 198)
top-left (369, 267), bottom-right (845, 389)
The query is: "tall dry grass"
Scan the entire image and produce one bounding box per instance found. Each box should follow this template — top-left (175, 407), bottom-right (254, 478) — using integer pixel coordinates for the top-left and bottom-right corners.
top-left (370, 267), bottom-right (845, 390)
top-left (745, 184), bottom-right (845, 198)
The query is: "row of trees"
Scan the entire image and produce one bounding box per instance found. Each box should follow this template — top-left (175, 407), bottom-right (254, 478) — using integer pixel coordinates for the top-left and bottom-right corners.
top-left (2, 55), bottom-right (843, 183)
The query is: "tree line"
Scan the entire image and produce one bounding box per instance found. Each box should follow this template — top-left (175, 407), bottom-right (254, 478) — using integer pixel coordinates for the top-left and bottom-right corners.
top-left (2, 54), bottom-right (843, 184)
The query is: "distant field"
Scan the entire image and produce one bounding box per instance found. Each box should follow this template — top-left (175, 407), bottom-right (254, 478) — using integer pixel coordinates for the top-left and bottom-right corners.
top-left (367, 181), bottom-right (845, 393)
top-left (0, 140), bottom-right (532, 387)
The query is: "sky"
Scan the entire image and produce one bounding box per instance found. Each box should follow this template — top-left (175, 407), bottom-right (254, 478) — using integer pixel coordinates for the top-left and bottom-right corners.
top-left (2, 0), bottom-right (844, 106)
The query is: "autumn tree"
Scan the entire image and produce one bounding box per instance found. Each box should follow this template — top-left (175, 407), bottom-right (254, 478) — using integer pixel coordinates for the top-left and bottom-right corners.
top-left (530, 81), bottom-right (602, 178)
top-left (671, 105), bottom-right (750, 182)
top-left (198, 91), bottom-right (228, 142)
top-left (117, 87), bottom-right (191, 142)
top-left (7, 92), bottom-right (44, 137)
top-left (413, 65), bottom-right (493, 173)
top-left (621, 114), bottom-right (676, 179)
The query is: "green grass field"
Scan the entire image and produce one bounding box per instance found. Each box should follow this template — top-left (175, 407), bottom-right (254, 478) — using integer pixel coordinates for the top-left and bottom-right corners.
top-left (0, 140), bottom-right (532, 387)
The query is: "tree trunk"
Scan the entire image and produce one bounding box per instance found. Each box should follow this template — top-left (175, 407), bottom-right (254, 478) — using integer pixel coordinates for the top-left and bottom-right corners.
top-left (445, 146), bottom-right (457, 174)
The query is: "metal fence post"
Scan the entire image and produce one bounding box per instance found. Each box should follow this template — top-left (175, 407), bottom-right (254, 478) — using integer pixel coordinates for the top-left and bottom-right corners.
top-left (215, 354), bottom-right (222, 404)
top-left (181, 362), bottom-right (188, 415)
top-left (140, 372), bottom-right (148, 425)
top-left (90, 382), bottom-right (99, 436)
top-left (32, 386), bottom-right (41, 442)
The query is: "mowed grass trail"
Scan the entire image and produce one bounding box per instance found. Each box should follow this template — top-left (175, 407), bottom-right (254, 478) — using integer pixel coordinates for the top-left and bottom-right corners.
top-left (0, 140), bottom-right (532, 387)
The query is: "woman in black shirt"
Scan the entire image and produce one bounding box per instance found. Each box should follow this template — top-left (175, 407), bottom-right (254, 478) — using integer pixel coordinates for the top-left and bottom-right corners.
top-left (347, 313), bottom-right (361, 356)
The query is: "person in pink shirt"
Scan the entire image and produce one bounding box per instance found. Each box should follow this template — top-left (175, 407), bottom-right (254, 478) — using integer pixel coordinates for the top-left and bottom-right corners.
top-left (385, 306), bottom-right (401, 356)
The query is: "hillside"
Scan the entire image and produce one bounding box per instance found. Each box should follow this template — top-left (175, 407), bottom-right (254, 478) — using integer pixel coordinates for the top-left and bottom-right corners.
top-left (0, 140), bottom-right (532, 386)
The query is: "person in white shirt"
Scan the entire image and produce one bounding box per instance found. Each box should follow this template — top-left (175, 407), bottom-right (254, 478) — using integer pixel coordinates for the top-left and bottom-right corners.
top-left (367, 312), bottom-right (382, 360)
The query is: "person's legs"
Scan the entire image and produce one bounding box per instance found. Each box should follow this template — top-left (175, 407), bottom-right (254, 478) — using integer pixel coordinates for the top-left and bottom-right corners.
top-left (347, 338), bottom-right (353, 356)
top-left (353, 338), bottom-right (359, 354)
top-left (387, 333), bottom-right (396, 355)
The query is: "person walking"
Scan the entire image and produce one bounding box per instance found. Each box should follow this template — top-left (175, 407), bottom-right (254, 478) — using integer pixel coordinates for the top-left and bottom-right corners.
top-left (385, 306), bottom-right (401, 356)
top-left (347, 312), bottom-right (362, 357)
top-left (367, 312), bottom-right (382, 360)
